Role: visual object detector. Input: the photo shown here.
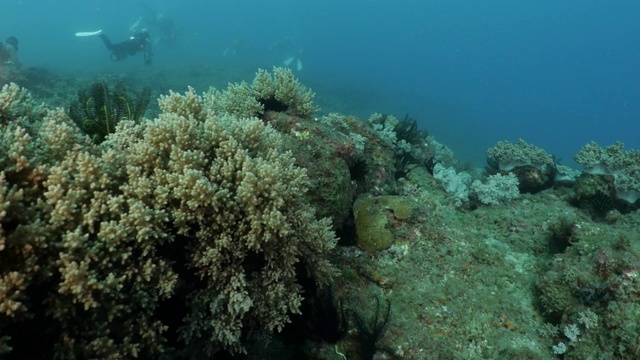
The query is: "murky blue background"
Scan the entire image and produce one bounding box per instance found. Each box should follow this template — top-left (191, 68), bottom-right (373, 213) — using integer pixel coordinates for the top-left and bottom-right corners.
top-left (4, 0), bottom-right (639, 165)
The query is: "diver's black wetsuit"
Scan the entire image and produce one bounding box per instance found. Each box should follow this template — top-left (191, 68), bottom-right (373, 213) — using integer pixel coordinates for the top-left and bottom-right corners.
top-left (100, 32), bottom-right (153, 65)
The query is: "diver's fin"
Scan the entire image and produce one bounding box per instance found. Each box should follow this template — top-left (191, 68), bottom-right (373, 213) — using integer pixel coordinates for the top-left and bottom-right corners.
top-left (297, 59), bottom-right (303, 71)
top-left (75, 30), bottom-right (103, 37)
top-left (283, 56), bottom-right (295, 66)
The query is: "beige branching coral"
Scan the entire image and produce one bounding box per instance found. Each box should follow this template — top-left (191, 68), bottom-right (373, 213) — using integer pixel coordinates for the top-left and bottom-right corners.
top-left (158, 86), bottom-right (208, 121)
top-left (0, 82), bottom-right (45, 126)
top-left (117, 91), bottom-right (335, 353)
top-left (212, 67), bottom-right (319, 119)
top-left (0, 84), bottom-right (336, 357)
top-left (0, 86), bottom-right (74, 355)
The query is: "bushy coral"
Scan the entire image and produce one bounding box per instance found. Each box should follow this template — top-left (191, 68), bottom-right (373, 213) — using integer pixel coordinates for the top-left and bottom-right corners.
top-left (0, 84), bottom-right (337, 357)
top-left (487, 139), bottom-right (554, 171)
top-left (0, 82), bottom-right (46, 127)
top-left (574, 141), bottom-right (627, 173)
top-left (433, 164), bottom-right (471, 207)
top-left (368, 113), bottom-right (399, 145)
top-left (0, 104), bottom-right (85, 357)
top-left (470, 172), bottom-right (520, 206)
top-left (433, 165), bottom-right (520, 207)
top-left (212, 67), bottom-right (318, 119)
top-left (207, 81), bottom-right (262, 119)
top-left (574, 141), bottom-right (640, 204)
top-left (486, 139), bottom-right (555, 193)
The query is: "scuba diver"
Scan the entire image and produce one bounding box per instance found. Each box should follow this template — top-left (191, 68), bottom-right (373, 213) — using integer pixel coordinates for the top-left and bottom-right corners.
top-left (75, 29), bottom-right (153, 65)
top-left (100, 30), bottom-right (153, 65)
top-left (0, 36), bottom-right (21, 71)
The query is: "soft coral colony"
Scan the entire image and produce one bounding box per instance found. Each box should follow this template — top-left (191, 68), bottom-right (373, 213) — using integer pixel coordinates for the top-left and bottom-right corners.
top-left (0, 72), bottom-right (337, 358)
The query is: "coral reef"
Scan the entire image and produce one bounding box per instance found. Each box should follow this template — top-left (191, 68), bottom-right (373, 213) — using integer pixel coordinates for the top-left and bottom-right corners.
top-left (0, 84), bottom-right (337, 357)
top-left (5, 64), bottom-right (640, 359)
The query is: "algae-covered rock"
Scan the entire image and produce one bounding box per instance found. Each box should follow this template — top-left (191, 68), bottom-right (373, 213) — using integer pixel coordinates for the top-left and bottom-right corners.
top-left (267, 112), bottom-right (398, 232)
top-left (353, 195), bottom-right (419, 252)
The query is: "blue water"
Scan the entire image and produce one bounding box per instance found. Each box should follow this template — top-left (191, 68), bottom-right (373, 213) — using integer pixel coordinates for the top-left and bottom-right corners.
top-left (4, 0), bottom-right (640, 165)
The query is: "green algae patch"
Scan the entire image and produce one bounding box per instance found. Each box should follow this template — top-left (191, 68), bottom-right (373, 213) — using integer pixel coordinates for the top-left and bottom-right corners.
top-left (353, 195), bottom-right (419, 252)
